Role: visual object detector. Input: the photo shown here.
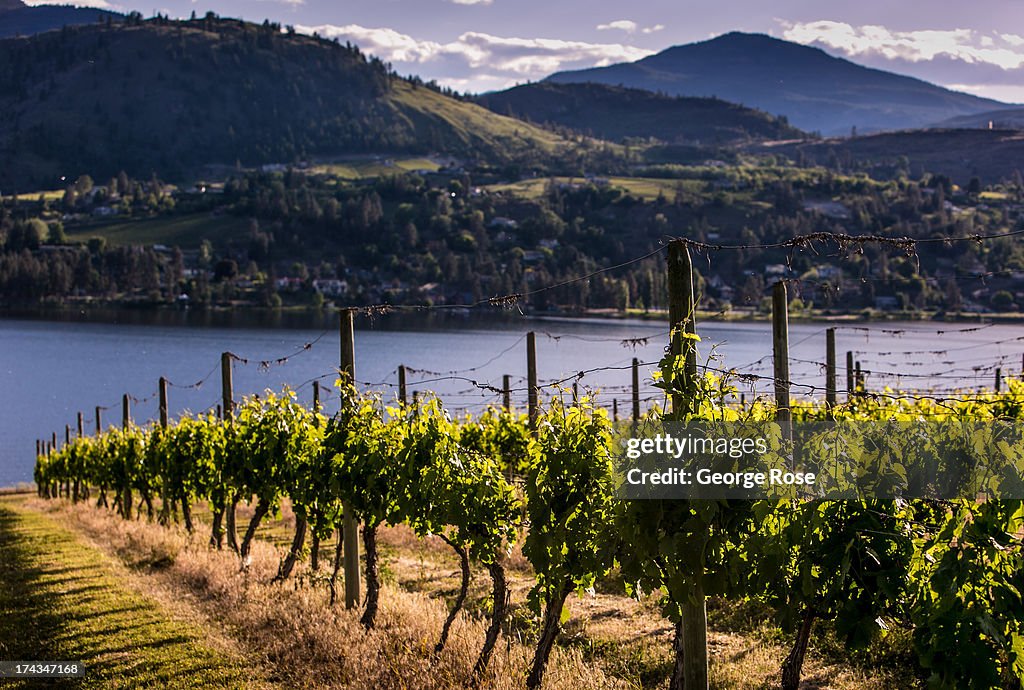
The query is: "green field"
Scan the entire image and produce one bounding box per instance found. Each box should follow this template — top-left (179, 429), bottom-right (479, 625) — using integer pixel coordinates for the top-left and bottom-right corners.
top-left (310, 156), bottom-right (442, 179)
top-left (65, 213), bottom-right (249, 249)
top-left (9, 190), bottom-right (65, 202)
top-left (486, 175), bottom-right (706, 200)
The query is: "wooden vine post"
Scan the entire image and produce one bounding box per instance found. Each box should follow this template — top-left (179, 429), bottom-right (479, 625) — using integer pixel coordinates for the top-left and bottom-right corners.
top-left (846, 351), bottom-right (854, 400)
top-left (825, 328), bottom-right (837, 410)
top-left (221, 352), bottom-right (234, 420)
top-left (527, 331), bottom-right (539, 430)
top-left (503, 374), bottom-right (511, 411)
top-left (631, 357), bottom-right (640, 435)
top-left (74, 412), bottom-right (84, 501)
top-left (94, 405), bottom-right (106, 507)
top-left (667, 241), bottom-right (698, 412)
top-left (340, 309), bottom-right (361, 610)
top-left (666, 239), bottom-right (708, 690)
top-left (159, 377), bottom-right (169, 428)
top-left (121, 393), bottom-right (131, 518)
top-left (398, 364), bottom-right (408, 405)
top-left (221, 352), bottom-right (238, 552)
top-left (63, 425), bottom-right (71, 499)
top-left (35, 440), bottom-right (42, 498)
top-left (773, 282), bottom-right (792, 444)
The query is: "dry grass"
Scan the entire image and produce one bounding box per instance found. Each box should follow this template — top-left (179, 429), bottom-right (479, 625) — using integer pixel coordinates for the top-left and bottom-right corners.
top-left (29, 497), bottom-right (627, 690)
top-left (22, 496), bottom-right (921, 690)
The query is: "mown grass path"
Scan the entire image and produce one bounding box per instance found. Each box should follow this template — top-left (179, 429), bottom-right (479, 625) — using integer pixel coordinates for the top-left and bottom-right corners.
top-left (0, 496), bottom-right (266, 689)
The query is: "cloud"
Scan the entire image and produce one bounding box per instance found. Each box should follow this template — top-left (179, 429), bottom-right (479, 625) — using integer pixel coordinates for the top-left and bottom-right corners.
top-left (24, 0), bottom-right (116, 8)
top-left (946, 83), bottom-right (1024, 103)
top-left (780, 20), bottom-right (1024, 103)
top-left (597, 20), bottom-right (637, 33)
top-left (782, 20), bottom-right (1024, 69)
top-left (297, 23), bottom-right (653, 92)
top-left (448, 0), bottom-right (493, 4)
top-left (596, 19), bottom-right (664, 34)
top-left (305, 24), bottom-right (443, 62)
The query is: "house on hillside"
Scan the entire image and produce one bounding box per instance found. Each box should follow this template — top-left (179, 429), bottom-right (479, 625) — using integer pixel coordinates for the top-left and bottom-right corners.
top-left (489, 217), bottom-right (518, 229)
top-left (276, 277), bottom-right (303, 292)
top-left (802, 200), bottom-right (851, 219)
top-left (312, 279), bottom-right (347, 297)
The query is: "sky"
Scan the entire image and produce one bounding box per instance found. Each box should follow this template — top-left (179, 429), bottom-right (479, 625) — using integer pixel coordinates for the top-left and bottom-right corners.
top-left (26, 0), bottom-right (1024, 102)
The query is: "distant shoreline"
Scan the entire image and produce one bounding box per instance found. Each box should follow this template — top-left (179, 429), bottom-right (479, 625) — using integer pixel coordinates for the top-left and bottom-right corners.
top-left (0, 304), bottom-right (1013, 329)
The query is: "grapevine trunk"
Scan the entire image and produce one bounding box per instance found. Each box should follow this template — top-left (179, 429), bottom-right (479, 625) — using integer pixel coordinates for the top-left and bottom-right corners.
top-left (781, 609), bottom-right (815, 690)
top-left (210, 504), bottom-right (224, 549)
top-left (526, 581), bottom-right (570, 690)
top-left (276, 514), bottom-right (307, 581)
top-left (181, 497), bottom-right (193, 533)
top-left (329, 530), bottom-right (343, 607)
top-left (473, 560), bottom-right (507, 680)
top-left (239, 497), bottom-right (270, 566)
top-left (360, 523), bottom-right (380, 628)
top-left (225, 496), bottom-right (239, 553)
top-left (435, 536), bottom-right (470, 654)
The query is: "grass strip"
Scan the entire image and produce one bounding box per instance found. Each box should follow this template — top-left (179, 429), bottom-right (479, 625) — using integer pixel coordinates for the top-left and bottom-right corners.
top-left (0, 497), bottom-right (263, 689)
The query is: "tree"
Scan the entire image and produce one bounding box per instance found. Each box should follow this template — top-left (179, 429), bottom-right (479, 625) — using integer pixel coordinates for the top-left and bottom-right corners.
top-left (24, 219), bottom-right (46, 249)
top-left (47, 221), bottom-right (66, 245)
top-left (74, 175), bottom-right (94, 196)
top-left (991, 290), bottom-right (1015, 311)
top-left (213, 259), bottom-right (237, 282)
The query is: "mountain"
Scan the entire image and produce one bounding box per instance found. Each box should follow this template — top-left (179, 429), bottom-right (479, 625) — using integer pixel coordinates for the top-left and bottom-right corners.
top-left (757, 129), bottom-right (1024, 184)
top-left (934, 108), bottom-right (1024, 130)
top-left (0, 0), bottom-right (120, 39)
top-left (544, 32), bottom-right (1010, 136)
top-left (476, 82), bottom-right (804, 145)
top-left (0, 15), bottom-right (567, 191)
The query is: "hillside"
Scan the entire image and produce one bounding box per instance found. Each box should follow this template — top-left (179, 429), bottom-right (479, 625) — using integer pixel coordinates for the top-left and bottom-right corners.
top-left (757, 129), bottom-right (1024, 184)
top-left (544, 32), bottom-right (1008, 136)
top-left (0, 0), bottom-right (120, 39)
top-left (934, 108), bottom-right (1024, 130)
top-left (475, 82), bottom-right (804, 145)
top-left (0, 15), bottom-right (566, 191)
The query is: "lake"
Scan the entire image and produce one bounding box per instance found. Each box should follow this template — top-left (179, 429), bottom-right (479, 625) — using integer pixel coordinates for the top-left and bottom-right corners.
top-left (1, 310), bottom-right (1020, 487)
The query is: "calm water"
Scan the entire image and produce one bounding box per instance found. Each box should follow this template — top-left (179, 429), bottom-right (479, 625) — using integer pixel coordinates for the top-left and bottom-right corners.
top-left (2, 310), bottom-right (1020, 487)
